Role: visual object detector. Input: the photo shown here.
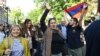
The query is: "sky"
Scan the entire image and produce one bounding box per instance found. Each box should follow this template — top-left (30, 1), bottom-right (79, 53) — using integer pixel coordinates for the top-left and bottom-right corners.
top-left (6, 0), bottom-right (36, 15)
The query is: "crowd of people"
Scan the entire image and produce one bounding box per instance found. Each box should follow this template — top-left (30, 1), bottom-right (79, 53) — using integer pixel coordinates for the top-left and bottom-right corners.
top-left (0, 2), bottom-right (100, 56)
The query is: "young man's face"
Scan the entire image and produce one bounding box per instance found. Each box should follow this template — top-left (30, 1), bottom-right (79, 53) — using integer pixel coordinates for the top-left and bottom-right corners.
top-left (61, 20), bottom-right (66, 25)
top-left (70, 19), bottom-right (78, 26)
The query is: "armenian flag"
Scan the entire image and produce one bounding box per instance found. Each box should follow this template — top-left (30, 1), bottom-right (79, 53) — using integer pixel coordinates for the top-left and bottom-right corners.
top-left (65, 2), bottom-right (88, 19)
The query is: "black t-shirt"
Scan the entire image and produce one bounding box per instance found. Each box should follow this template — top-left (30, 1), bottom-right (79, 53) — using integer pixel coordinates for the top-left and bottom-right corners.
top-left (67, 25), bottom-right (84, 49)
top-left (51, 30), bottom-right (65, 54)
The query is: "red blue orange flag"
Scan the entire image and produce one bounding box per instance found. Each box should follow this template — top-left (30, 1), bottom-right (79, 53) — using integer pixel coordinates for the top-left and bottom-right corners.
top-left (65, 2), bottom-right (88, 19)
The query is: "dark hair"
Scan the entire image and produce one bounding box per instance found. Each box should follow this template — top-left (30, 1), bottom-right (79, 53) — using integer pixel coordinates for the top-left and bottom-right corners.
top-left (23, 19), bottom-right (33, 28)
top-left (48, 18), bottom-right (56, 26)
top-left (22, 19), bottom-right (33, 34)
top-left (0, 24), bottom-right (3, 26)
top-left (91, 17), bottom-right (95, 22)
top-left (24, 19), bottom-right (31, 24)
top-left (0, 24), bottom-right (4, 31)
top-left (72, 18), bottom-right (78, 23)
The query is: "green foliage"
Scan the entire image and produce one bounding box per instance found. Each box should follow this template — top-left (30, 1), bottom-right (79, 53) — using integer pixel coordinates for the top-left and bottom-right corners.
top-left (10, 8), bottom-right (24, 24)
top-left (34, 0), bottom-right (82, 23)
top-left (46, 0), bottom-right (68, 23)
top-left (10, 0), bottom-right (93, 24)
top-left (27, 8), bottom-right (43, 24)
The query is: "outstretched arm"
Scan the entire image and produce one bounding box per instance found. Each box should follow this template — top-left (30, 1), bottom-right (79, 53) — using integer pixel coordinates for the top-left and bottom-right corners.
top-left (40, 3), bottom-right (51, 33)
top-left (79, 3), bottom-right (88, 27)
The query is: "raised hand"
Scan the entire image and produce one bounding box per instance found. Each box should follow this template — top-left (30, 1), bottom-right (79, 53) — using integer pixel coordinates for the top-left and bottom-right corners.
top-left (46, 3), bottom-right (51, 10)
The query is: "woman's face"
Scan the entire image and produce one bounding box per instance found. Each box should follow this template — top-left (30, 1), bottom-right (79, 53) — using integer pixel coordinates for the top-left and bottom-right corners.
top-left (26, 21), bottom-right (32, 28)
top-left (49, 19), bottom-right (56, 29)
top-left (11, 26), bottom-right (21, 37)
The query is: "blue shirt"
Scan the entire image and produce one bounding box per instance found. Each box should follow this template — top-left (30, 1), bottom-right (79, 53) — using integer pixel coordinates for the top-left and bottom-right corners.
top-left (0, 31), bottom-right (5, 45)
top-left (11, 39), bottom-right (24, 56)
top-left (61, 25), bottom-right (67, 39)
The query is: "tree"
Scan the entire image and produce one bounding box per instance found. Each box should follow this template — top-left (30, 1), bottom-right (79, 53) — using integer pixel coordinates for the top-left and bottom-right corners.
top-left (34, 0), bottom-right (82, 23)
top-left (10, 8), bottom-right (24, 24)
top-left (27, 8), bottom-right (43, 24)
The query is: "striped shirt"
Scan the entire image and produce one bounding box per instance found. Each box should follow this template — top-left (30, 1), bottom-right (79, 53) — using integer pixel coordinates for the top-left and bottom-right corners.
top-left (11, 39), bottom-right (24, 56)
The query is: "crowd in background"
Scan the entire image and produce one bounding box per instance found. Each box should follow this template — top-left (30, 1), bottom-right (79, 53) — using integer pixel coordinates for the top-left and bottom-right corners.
top-left (0, 2), bottom-right (100, 56)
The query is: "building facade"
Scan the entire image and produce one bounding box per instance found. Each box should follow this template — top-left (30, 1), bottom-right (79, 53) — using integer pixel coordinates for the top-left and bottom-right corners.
top-left (0, 0), bottom-right (7, 24)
